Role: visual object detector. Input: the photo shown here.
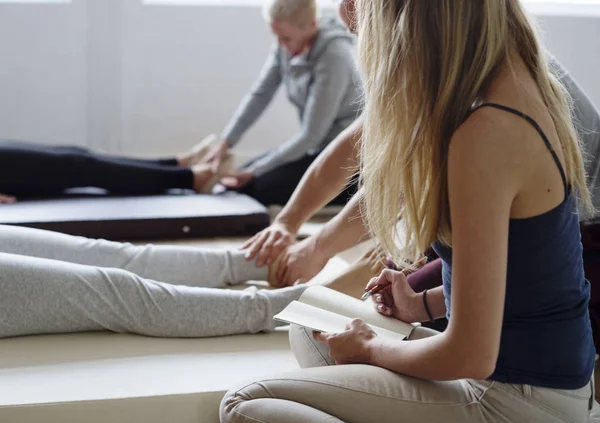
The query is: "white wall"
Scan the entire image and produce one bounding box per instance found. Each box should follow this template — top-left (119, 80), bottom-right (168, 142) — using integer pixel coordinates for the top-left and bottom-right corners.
top-left (537, 13), bottom-right (600, 106)
top-left (0, 0), bottom-right (599, 159)
top-left (119, 1), bottom-right (298, 158)
top-left (0, 1), bottom-right (87, 145)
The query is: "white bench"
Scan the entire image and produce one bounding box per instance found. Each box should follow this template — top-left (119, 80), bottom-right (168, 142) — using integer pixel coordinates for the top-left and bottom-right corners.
top-left (0, 331), bottom-right (297, 423)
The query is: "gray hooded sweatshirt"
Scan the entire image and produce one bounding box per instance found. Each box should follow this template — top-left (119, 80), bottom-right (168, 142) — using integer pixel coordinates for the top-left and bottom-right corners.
top-left (221, 18), bottom-right (362, 177)
top-left (550, 57), bottom-right (600, 220)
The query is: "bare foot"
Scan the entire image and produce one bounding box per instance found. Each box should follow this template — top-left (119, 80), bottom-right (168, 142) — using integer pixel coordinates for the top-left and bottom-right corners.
top-left (177, 134), bottom-right (218, 167)
top-left (268, 252), bottom-right (285, 288)
top-left (192, 163), bottom-right (217, 193)
top-left (324, 247), bottom-right (386, 299)
top-left (192, 154), bottom-right (234, 194)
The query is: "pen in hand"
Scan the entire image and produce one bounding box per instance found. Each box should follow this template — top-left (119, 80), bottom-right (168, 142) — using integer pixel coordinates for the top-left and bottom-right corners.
top-left (360, 256), bottom-right (428, 301)
top-left (360, 282), bottom-right (390, 301)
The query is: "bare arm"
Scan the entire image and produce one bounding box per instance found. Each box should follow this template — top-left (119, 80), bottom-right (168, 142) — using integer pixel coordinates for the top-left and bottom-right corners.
top-left (312, 188), bottom-right (370, 259)
top-left (413, 286), bottom-right (446, 322)
top-left (362, 115), bottom-right (520, 381)
top-left (278, 117), bottom-right (362, 233)
top-left (243, 117), bottom-right (362, 267)
top-left (279, 188), bottom-right (373, 285)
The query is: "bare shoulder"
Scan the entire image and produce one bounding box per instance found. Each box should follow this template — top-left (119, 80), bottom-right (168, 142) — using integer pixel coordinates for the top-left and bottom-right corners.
top-left (449, 106), bottom-right (528, 178)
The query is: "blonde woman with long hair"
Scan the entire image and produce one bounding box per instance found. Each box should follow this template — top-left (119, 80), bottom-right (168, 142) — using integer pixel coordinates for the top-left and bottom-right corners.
top-left (220, 1), bottom-right (595, 421)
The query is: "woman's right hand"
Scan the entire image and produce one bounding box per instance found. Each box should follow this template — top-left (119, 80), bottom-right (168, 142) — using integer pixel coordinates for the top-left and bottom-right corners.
top-left (366, 269), bottom-right (425, 323)
top-left (278, 236), bottom-right (330, 287)
top-left (0, 194), bottom-right (16, 204)
top-left (242, 221), bottom-right (297, 267)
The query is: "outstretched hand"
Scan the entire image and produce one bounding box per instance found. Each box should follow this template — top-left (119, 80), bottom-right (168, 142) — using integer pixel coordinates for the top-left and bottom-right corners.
top-left (242, 222), bottom-right (297, 268)
top-left (278, 236), bottom-right (330, 287)
top-left (221, 169), bottom-right (254, 190)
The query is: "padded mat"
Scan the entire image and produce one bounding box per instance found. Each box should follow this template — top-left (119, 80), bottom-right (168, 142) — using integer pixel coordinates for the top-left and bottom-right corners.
top-left (0, 192), bottom-right (270, 240)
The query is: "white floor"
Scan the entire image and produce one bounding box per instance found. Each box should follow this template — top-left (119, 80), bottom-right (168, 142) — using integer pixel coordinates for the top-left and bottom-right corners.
top-left (0, 230), bottom-right (372, 423)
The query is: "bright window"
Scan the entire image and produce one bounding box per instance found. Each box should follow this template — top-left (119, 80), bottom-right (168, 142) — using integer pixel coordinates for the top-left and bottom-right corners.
top-left (0, 0), bottom-right (69, 3)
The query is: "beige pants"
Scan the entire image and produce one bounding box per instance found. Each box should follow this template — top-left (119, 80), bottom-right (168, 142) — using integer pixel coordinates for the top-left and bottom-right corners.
top-left (220, 325), bottom-right (594, 423)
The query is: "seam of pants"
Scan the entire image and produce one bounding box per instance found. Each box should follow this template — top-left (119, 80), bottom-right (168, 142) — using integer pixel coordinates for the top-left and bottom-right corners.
top-left (492, 382), bottom-right (575, 423)
top-left (259, 382), bottom-right (277, 400)
top-left (300, 326), bottom-right (331, 367)
top-left (465, 380), bottom-right (496, 402)
top-left (232, 410), bottom-right (269, 423)
top-left (243, 376), bottom-right (485, 407)
top-left (227, 383), bottom-right (272, 423)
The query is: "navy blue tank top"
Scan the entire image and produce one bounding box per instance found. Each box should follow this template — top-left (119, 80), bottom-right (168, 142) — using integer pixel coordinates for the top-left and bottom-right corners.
top-left (433, 103), bottom-right (594, 390)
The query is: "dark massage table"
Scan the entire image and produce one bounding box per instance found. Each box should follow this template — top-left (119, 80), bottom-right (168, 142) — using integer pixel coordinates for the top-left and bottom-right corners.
top-left (0, 192), bottom-right (270, 241)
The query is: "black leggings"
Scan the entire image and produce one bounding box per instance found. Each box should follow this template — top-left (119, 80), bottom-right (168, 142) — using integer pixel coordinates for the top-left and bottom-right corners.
top-left (0, 140), bottom-right (194, 197)
top-left (240, 153), bottom-right (358, 207)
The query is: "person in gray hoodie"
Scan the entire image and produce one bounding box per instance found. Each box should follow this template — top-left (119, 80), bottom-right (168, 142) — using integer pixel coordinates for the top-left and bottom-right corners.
top-left (204, 0), bottom-right (362, 206)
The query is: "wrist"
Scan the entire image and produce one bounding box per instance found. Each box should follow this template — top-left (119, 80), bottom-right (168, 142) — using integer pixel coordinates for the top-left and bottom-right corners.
top-left (409, 292), bottom-right (431, 323)
top-left (312, 229), bottom-right (338, 261)
top-left (273, 214), bottom-right (301, 235)
top-left (364, 337), bottom-right (385, 366)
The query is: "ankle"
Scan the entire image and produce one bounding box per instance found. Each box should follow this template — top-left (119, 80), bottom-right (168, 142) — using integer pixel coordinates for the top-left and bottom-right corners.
top-left (267, 253), bottom-right (285, 287)
top-left (192, 164), bottom-right (217, 192)
top-left (176, 154), bottom-right (191, 168)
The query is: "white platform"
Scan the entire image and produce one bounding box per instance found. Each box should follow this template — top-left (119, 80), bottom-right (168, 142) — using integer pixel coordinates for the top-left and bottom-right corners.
top-left (0, 331), bottom-right (296, 423)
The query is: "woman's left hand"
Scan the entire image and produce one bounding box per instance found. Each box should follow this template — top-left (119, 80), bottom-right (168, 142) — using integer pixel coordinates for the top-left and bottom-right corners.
top-left (314, 319), bottom-right (378, 365)
top-left (221, 169), bottom-right (254, 190)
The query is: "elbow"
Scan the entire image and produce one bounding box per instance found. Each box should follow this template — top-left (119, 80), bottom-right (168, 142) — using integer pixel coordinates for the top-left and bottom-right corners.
top-left (463, 358), bottom-right (497, 380)
top-left (447, 335), bottom-right (498, 380)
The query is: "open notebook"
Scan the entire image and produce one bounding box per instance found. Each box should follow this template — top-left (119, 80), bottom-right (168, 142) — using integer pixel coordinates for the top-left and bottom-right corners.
top-left (274, 286), bottom-right (417, 340)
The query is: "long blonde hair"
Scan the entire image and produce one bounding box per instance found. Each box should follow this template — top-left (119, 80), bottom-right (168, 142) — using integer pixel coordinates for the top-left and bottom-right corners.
top-left (356, 0), bottom-right (592, 266)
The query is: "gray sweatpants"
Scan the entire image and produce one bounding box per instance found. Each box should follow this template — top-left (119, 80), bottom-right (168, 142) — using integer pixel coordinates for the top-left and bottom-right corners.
top-left (0, 225), bottom-right (305, 339)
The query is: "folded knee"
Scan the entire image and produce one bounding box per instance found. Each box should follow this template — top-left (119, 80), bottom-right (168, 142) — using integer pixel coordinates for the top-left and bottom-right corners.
top-left (220, 382), bottom-right (271, 423)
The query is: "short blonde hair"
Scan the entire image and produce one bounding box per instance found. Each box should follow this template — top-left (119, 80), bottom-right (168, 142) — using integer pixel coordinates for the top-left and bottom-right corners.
top-left (263, 0), bottom-right (319, 26)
